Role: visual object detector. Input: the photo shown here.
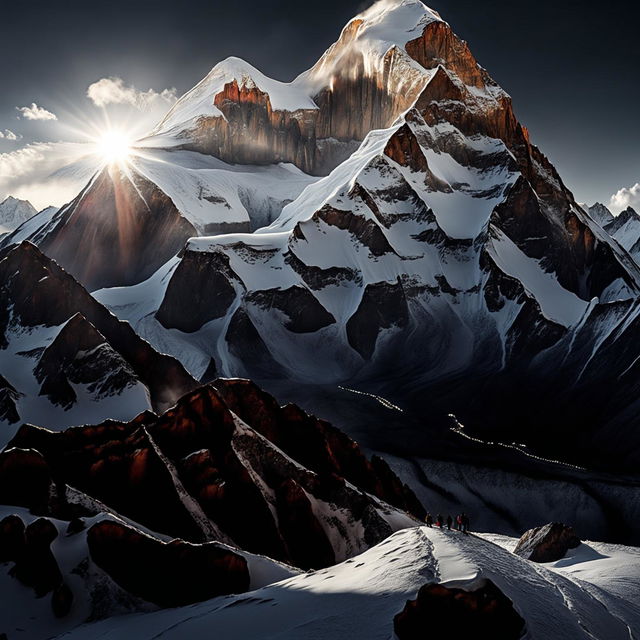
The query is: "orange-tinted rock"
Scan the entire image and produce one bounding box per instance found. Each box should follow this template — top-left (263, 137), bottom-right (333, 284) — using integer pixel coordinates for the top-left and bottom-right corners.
top-left (190, 80), bottom-right (319, 174)
top-left (87, 520), bottom-right (249, 607)
top-left (213, 378), bottom-right (425, 519)
top-left (394, 580), bottom-right (526, 640)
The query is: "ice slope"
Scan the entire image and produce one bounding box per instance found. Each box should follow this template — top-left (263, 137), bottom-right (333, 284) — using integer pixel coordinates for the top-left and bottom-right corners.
top-left (54, 526), bottom-right (640, 639)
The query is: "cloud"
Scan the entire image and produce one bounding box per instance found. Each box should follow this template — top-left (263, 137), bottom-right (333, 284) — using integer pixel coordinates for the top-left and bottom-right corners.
top-left (16, 103), bottom-right (58, 121)
top-left (86, 77), bottom-right (177, 110)
top-left (610, 183), bottom-right (640, 214)
top-left (0, 130), bottom-right (22, 141)
top-left (0, 142), bottom-right (92, 210)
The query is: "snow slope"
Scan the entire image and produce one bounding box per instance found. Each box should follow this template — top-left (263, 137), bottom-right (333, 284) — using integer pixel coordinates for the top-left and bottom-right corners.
top-left (130, 148), bottom-right (317, 232)
top-left (54, 526), bottom-right (640, 639)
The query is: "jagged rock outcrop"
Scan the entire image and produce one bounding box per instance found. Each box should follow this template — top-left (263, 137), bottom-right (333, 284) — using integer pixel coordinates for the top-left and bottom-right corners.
top-left (5, 380), bottom-right (423, 569)
top-left (0, 242), bottom-right (197, 424)
top-left (190, 77), bottom-right (319, 174)
top-left (156, 250), bottom-right (238, 332)
top-left (213, 378), bottom-right (425, 518)
top-left (87, 520), bottom-right (250, 606)
top-left (35, 313), bottom-right (140, 409)
top-left (513, 523), bottom-right (581, 563)
top-left (394, 580), bottom-right (526, 639)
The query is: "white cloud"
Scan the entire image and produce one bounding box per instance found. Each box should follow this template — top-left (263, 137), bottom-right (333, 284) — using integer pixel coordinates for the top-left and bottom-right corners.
top-left (16, 103), bottom-right (58, 121)
top-left (87, 77), bottom-right (177, 110)
top-left (0, 142), bottom-right (92, 210)
top-left (0, 130), bottom-right (22, 141)
top-left (610, 183), bottom-right (640, 214)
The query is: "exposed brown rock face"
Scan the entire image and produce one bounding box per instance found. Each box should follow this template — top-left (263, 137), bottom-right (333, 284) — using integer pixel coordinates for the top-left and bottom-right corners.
top-left (394, 580), bottom-right (526, 640)
top-left (213, 378), bottom-right (425, 518)
top-left (190, 79), bottom-right (319, 174)
top-left (35, 165), bottom-right (196, 291)
top-left (310, 41), bottom-right (426, 173)
top-left (405, 21), bottom-right (489, 89)
top-left (6, 380), bottom-right (422, 569)
top-left (87, 520), bottom-right (249, 607)
top-left (313, 205), bottom-right (397, 257)
top-left (513, 523), bottom-right (581, 563)
top-left (0, 242), bottom-right (197, 413)
top-left (7, 420), bottom-right (210, 542)
top-left (183, 22), bottom-right (428, 176)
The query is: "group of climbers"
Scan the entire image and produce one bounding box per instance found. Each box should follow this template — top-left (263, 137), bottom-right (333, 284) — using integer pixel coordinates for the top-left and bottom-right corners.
top-left (424, 512), bottom-right (470, 534)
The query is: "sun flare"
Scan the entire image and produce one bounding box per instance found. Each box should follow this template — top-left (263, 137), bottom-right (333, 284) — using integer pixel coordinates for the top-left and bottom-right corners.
top-left (95, 130), bottom-right (133, 164)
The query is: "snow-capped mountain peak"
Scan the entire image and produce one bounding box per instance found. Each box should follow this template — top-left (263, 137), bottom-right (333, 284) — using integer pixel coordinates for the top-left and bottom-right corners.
top-left (154, 56), bottom-right (318, 137)
top-left (297, 0), bottom-right (441, 91)
top-left (0, 195), bottom-right (38, 233)
top-left (585, 202), bottom-right (614, 227)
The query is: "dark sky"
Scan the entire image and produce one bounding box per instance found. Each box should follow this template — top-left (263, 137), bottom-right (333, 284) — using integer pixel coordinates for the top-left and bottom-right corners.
top-left (2, 0), bottom-right (639, 205)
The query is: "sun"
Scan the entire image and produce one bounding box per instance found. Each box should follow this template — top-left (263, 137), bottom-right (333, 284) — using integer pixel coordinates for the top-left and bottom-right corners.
top-left (95, 130), bottom-right (133, 164)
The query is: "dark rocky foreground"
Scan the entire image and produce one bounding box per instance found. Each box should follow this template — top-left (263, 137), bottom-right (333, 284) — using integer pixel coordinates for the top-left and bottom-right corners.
top-left (0, 378), bottom-right (424, 621)
top-left (394, 580), bottom-right (526, 640)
